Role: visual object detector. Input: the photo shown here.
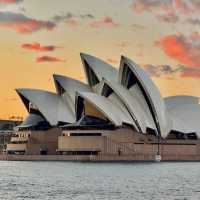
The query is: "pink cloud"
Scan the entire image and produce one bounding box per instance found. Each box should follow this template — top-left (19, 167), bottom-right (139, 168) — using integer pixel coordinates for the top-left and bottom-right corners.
top-left (131, 0), bottom-right (194, 14)
top-left (131, 0), bottom-right (200, 24)
top-left (173, 0), bottom-right (193, 14)
top-left (89, 16), bottom-right (119, 28)
top-left (21, 43), bottom-right (59, 52)
top-left (131, 0), bottom-right (173, 13)
top-left (0, 0), bottom-right (22, 4)
top-left (0, 12), bottom-right (56, 34)
top-left (36, 56), bottom-right (65, 63)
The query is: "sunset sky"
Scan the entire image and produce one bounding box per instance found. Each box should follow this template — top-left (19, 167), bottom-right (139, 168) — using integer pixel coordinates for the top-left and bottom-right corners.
top-left (0, 0), bottom-right (200, 119)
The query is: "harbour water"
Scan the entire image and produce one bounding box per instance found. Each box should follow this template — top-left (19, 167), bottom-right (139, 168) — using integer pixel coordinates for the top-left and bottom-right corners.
top-left (0, 161), bottom-right (200, 200)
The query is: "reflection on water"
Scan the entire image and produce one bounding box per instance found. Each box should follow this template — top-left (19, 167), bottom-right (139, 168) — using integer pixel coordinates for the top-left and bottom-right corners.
top-left (0, 161), bottom-right (200, 200)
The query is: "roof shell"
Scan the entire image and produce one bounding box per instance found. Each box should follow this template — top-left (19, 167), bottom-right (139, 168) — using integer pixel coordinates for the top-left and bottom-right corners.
top-left (76, 92), bottom-right (133, 127)
top-left (53, 74), bottom-right (91, 114)
top-left (167, 104), bottom-right (200, 135)
top-left (100, 79), bottom-right (154, 133)
top-left (53, 74), bottom-right (91, 103)
top-left (17, 113), bottom-right (45, 128)
top-left (16, 89), bottom-right (75, 126)
top-left (165, 95), bottom-right (200, 110)
top-left (119, 56), bottom-right (171, 137)
top-left (80, 53), bottom-right (118, 87)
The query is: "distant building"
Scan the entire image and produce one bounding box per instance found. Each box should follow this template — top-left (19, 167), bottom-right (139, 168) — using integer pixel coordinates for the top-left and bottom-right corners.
top-left (0, 119), bottom-right (20, 130)
top-left (0, 120), bottom-right (21, 152)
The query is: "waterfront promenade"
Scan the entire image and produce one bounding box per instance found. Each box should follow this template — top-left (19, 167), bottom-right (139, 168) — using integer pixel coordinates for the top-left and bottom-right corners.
top-left (1, 153), bottom-right (200, 162)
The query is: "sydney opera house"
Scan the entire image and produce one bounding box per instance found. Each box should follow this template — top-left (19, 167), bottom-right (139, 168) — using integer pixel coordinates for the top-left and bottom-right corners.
top-left (5, 53), bottom-right (200, 161)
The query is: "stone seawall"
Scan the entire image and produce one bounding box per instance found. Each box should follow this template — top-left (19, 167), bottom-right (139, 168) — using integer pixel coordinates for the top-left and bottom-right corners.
top-left (1, 154), bottom-right (200, 162)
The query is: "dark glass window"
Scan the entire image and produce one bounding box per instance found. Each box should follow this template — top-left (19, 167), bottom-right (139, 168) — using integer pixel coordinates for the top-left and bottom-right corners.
top-left (61, 151), bottom-right (99, 155)
top-left (70, 132), bottom-right (101, 136)
top-left (55, 80), bottom-right (65, 95)
top-left (84, 60), bottom-right (99, 86)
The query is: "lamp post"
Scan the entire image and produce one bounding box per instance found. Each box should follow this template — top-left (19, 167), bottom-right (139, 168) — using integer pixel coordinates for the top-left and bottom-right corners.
top-left (155, 135), bottom-right (161, 162)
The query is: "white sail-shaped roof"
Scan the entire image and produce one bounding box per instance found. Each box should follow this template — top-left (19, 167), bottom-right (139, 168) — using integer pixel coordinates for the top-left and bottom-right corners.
top-left (53, 74), bottom-right (91, 115)
top-left (76, 92), bottom-right (133, 127)
top-left (100, 79), bottom-right (153, 133)
top-left (119, 56), bottom-right (171, 137)
top-left (165, 95), bottom-right (200, 110)
top-left (17, 113), bottom-right (46, 128)
top-left (168, 104), bottom-right (200, 136)
top-left (80, 53), bottom-right (118, 89)
top-left (165, 95), bottom-right (200, 135)
top-left (16, 89), bottom-right (75, 126)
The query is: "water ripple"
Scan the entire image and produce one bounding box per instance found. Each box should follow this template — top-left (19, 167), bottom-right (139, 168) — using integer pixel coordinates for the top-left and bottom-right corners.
top-left (0, 162), bottom-right (200, 199)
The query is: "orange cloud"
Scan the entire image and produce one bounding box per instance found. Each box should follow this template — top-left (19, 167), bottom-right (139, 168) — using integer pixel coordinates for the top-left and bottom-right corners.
top-left (89, 16), bottom-right (119, 28)
top-left (156, 33), bottom-right (200, 67)
top-left (0, 12), bottom-right (56, 34)
top-left (36, 56), bottom-right (65, 63)
top-left (21, 43), bottom-right (58, 52)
